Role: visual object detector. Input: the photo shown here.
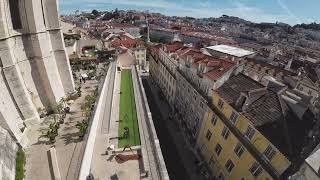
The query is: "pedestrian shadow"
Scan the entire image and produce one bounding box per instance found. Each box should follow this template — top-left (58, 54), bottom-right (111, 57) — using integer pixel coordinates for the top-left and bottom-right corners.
top-left (107, 154), bottom-right (116, 161)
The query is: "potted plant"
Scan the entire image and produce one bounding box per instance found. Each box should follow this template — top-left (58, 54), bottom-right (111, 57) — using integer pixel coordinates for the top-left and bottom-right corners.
top-left (76, 121), bottom-right (88, 139)
top-left (42, 121), bottom-right (58, 143)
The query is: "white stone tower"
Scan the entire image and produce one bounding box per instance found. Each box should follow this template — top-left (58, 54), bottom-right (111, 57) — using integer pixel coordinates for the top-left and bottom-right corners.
top-left (0, 0), bottom-right (75, 147)
top-left (146, 16), bottom-right (150, 43)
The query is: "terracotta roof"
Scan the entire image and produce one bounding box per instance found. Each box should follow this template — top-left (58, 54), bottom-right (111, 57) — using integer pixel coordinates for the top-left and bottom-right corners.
top-left (151, 44), bottom-right (162, 55)
top-left (111, 38), bottom-right (144, 49)
top-left (110, 23), bottom-right (137, 28)
top-left (180, 49), bottom-right (235, 80)
top-left (164, 42), bottom-right (184, 53)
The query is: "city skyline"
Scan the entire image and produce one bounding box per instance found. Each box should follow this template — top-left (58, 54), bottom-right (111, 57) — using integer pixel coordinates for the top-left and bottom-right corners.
top-left (59, 0), bottom-right (319, 25)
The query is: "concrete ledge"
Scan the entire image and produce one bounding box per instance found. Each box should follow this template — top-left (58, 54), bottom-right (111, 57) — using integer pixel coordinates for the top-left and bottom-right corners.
top-left (113, 145), bottom-right (142, 153)
top-left (24, 116), bottom-right (41, 127)
top-left (78, 62), bottom-right (115, 180)
top-left (49, 147), bottom-right (62, 180)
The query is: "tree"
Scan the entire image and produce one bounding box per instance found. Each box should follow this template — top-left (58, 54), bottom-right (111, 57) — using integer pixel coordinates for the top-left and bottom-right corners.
top-left (92, 9), bottom-right (99, 16)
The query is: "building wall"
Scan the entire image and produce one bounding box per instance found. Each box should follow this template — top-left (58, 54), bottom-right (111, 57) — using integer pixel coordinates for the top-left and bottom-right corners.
top-left (197, 109), bottom-right (273, 180)
top-left (175, 71), bottom-right (208, 140)
top-left (195, 91), bottom-right (291, 179)
top-left (149, 53), bottom-right (159, 84)
top-left (134, 48), bottom-right (146, 70)
top-left (157, 48), bottom-right (178, 107)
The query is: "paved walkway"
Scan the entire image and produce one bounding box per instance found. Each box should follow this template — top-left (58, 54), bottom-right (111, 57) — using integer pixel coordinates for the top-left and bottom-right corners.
top-left (143, 76), bottom-right (205, 180)
top-left (25, 79), bottom-right (98, 180)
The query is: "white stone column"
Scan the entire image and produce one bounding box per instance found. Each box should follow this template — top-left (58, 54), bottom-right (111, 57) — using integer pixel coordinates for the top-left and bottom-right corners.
top-left (0, 1), bottom-right (40, 125)
top-left (43, 0), bottom-right (75, 94)
top-left (23, 0), bottom-right (66, 104)
top-left (0, 71), bottom-right (29, 147)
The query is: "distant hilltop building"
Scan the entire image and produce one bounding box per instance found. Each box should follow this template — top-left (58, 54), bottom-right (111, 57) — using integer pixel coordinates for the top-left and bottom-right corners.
top-left (0, 0), bottom-right (74, 146)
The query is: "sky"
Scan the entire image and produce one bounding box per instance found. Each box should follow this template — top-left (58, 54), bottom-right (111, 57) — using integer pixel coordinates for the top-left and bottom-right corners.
top-left (59, 0), bottom-right (320, 25)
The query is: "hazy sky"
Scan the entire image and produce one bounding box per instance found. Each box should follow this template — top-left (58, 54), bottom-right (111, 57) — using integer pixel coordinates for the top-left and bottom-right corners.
top-left (59, 0), bottom-right (319, 25)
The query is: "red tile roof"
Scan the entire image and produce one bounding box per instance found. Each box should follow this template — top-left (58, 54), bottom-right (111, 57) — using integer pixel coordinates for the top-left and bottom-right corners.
top-left (109, 23), bottom-right (137, 29)
top-left (164, 42), bottom-right (184, 53)
top-left (111, 36), bottom-right (144, 49)
top-left (180, 49), bottom-right (235, 80)
top-left (151, 44), bottom-right (162, 56)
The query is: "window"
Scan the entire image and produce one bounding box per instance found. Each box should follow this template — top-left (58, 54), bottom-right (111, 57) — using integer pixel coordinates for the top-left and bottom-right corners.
top-left (221, 127), bottom-right (230, 140)
top-left (230, 111), bottom-right (238, 124)
top-left (234, 143), bottom-right (245, 158)
top-left (264, 145), bottom-right (276, 160)
top-left (249, 162), bottom-right (263, 177)
top-left (218, 99), bottom-right (224, 109)
top-left (208, 156), bottom-right (215, 168)
top-left (9, 0), bottom-right (22, 29)
top-left (206, 130), bottom-right (212, 140)
top-left (244, 125), bottom-right (255, 140)
top-left (211, 115), bottom-right (218, 126)
top-left (225, 159), bottom-right (235, 173)
top-left (215, 143), bottom-right (222, 156)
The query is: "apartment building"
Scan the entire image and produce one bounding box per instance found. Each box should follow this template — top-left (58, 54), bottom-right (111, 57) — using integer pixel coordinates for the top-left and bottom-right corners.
top-left (242, 57), bottom-right (296, 86)
top-left (110, 33), bottom-right (147, 70)
top-left (156, 42), bottom-right (184, 107)
top-left (196, 74), bottom-right (316, 179)
top-left (174, 48), bottom-right (237, 143)
top-left (149, 44), bottom-right (161, 84)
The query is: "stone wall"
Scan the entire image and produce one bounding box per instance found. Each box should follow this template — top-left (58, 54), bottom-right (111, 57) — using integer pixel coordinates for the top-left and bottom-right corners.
top-left (0, 0), bottom-right (74, 146)
top-left (0, 127), bottom-right (18, 180)
top-left (132, 66), bottom-right (169, 180)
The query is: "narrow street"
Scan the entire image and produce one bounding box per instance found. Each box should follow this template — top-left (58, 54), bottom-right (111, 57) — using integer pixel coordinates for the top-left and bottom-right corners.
top-left (142, 76), bottom-right (205, 180)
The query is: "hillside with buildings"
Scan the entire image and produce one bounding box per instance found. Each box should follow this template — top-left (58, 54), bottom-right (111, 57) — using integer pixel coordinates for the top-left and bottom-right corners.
top-left (1, 4), bottom-right (320, 180)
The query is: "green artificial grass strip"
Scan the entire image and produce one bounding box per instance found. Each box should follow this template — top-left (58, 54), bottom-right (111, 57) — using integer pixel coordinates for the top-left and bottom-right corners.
top-left (15, 147), bottom-right (26, 180)
top-left (118, 70), bottom-right (141, 148)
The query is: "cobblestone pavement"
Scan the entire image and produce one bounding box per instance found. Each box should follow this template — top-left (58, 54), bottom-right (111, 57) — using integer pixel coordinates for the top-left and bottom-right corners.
top-left (142, 76), bottom-right (206, 180)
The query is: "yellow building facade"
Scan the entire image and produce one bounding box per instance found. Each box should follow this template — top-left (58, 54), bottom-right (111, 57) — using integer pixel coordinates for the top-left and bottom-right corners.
top-left (197, 92), bottom-right (291, 180)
